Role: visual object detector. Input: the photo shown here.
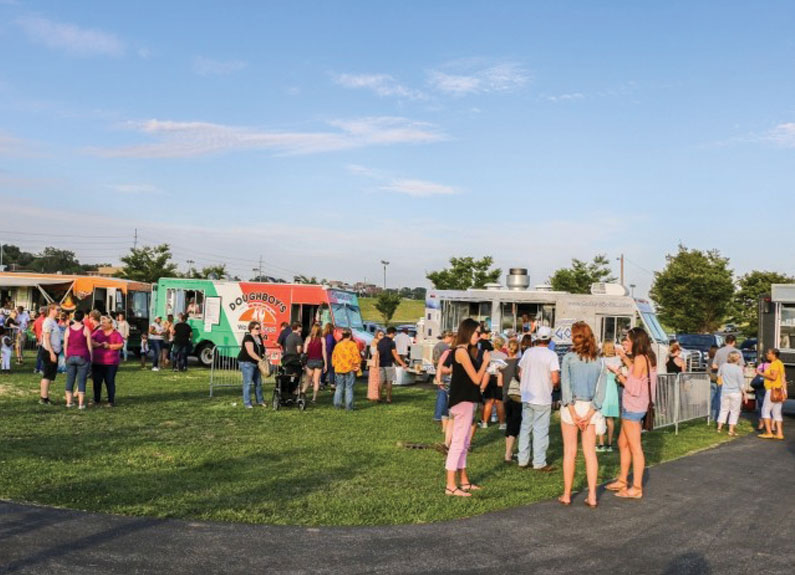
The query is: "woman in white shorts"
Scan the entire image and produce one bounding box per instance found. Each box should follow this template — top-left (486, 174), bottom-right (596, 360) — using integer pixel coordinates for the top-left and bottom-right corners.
top-left (558, 321), bottom-right (606, 508)
top-left (716, 351), bottom-right (744, 436)
top-left (759, 348), bottom-right (787, 440)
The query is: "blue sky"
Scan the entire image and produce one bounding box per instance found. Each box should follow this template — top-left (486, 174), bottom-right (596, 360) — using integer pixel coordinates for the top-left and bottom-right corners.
top-left (1, 0), bottom-right (794, 295)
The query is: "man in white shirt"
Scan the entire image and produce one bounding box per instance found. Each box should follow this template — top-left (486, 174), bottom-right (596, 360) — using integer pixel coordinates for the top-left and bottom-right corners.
top-left (516, 326), bottom-right (560, 471)
top-left (394, 327), bottom-right (412, 364)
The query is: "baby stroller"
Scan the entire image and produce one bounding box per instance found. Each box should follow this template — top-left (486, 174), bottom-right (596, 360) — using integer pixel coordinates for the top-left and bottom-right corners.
top-left (272, 361), bottom-right (307, 411)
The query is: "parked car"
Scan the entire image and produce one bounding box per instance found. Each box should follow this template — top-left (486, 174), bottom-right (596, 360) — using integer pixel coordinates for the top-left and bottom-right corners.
top-left (675, 333), bottom-right (725, 371)
top-left (362, 321), bottom-right (386, 336)
top-left (740, 338), bottom-right (758, 364)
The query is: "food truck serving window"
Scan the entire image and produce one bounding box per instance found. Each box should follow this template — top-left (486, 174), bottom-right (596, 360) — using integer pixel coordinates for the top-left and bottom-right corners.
top-left (779, 304), bottom-right (795, 350)
top-left (166, 288), bottom-right (205, 319)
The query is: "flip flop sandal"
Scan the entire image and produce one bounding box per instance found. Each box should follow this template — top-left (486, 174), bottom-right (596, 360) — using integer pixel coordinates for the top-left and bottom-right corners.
top-left (584, 499), bottom-right (598, 509)
top-left (557, 496), bottom-right (571, 506)
top-left (615, 489), bottom-right (643, 500)
top-left (605, 479), bottom-right (627, 492)
top-left (445, 487), bottom-right (471, 497)
top-left (461, 483), bottom-right (481, 492)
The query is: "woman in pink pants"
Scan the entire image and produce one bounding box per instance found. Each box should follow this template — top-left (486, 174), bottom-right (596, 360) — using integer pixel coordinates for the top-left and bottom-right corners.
top-left (445, 318), bottom-right (490, 497)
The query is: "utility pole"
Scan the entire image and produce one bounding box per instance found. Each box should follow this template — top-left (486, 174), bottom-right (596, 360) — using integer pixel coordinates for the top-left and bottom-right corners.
top-left (380, 260), bottom-right (390, 290)
top-left (133, 228), bottom-right (138, 249)
top-left (186, 259), bottom-right (195, 276)
top-left (630, 283), bottom-right (636, 297)
top-left (258, 255), bottom-right (263, 279)
top-left (617, 254), bottom-right (624, 286)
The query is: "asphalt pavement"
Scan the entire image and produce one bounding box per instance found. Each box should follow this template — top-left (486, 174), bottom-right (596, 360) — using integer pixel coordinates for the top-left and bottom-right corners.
top-left (1, 418), bottom-right (793, 575)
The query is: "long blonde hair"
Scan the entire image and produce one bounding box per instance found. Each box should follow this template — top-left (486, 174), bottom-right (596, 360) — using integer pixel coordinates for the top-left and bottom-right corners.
top-left (309, 324), bottom-right (322, 341)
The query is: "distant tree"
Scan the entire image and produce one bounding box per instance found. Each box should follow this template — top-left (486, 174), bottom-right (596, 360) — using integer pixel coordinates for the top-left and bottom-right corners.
top-left (251, 274), bottom-right (286, 283)
top-left (188, 264), bottom-right (228, 280)
top-left (549, 254), bottom-right (616, 294)
top-left (426, 256), bottom-right (501, 290)
top-left (29, 247), bottom-right (84, 274)
top-left (410, 287), bottom-right (427, 300)
top-left (375, 290), bottom-right (402, 326)
top-left (649, 245), bottom-right (734, 333)
top-left (293, 275), bottom-right (326, 285)
top-left (733, 270), bottom-right (795, 337)
top-left (0, 244), bottom-right (36, 269)
top-left (120, 244), bottom-right (178, 283)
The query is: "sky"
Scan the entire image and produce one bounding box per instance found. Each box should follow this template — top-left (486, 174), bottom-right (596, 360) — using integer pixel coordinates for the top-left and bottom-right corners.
top-left (1, 0), bottom-right (794, 297)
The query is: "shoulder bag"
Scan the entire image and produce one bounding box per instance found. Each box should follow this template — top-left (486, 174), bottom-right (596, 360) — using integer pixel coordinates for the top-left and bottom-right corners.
top-left (643, 356), bottom-right (655, 432)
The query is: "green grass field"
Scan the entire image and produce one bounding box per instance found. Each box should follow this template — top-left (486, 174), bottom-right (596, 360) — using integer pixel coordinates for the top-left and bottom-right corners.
top-left (359, 297), bottom-right (425, 326)
top-left (0, 353), bottom-right (751, 527)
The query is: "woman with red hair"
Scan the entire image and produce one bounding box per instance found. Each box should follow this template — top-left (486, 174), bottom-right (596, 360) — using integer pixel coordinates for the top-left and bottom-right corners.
top-left (558, 321), bottom-right (606, 507)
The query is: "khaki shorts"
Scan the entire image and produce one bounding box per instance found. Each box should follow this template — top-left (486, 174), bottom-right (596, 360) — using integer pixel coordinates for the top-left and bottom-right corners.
top-left (379, 367), bottom-right (396, 384)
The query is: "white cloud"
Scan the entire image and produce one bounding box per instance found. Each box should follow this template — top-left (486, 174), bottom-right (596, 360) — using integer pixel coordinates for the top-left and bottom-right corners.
top-left (348, 163), bottom-right (458, 197)
top-left (16, 15), bottom-right (125, 57)
top-left (427, 61), bottom-right (529, 95)
top-left (108, 183), bottom-right (162, 195)
top-left (333, 73), bottom-right (425, 100)
top-left (764, 123), bottom-right (795, 147)
top-left (89, 117), bottom-right (446, 159)
top-left (193, 57), bottom-right (248, 76)
top-left (380, 178), bottom-right (458, 197)
top-left (543, 92), bottom-right (585, 103)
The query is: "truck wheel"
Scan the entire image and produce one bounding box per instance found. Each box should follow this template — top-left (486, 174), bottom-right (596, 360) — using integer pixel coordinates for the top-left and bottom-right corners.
top-left (196, 343), bottom-right (215, 368)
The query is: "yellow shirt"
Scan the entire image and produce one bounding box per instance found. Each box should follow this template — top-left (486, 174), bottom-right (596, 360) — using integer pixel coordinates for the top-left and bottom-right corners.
top-left (332, 339), bottom-right (361, 374)
top-left (763, 359), bottom-right (785, 390)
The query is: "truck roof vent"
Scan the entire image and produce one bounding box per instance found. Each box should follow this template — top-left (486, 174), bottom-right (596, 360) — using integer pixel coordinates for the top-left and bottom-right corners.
top-left (590, 283), bottom-right (629, 296)
top-left (506, 268), bottom-right (530, 291)
top-left (484, 282), bottom-right (502, 291)
top-left (534, 284), bottom-right (553, 292)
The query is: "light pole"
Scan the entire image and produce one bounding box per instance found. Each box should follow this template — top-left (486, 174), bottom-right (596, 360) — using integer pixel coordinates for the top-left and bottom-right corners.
top-left (186, 259), bottom-right (195, 276)
top-left (380, 260), bottom-right (390, 290)
top-left (630, 283), bottom-right (636, 297)
top-left (616, 254), bottom-right (624, 285)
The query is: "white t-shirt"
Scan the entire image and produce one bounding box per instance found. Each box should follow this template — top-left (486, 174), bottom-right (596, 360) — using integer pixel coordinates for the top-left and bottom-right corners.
top-left (394, 332), bottom-right (412, 356)
top-left (518, 346), bottom-right (560, 405)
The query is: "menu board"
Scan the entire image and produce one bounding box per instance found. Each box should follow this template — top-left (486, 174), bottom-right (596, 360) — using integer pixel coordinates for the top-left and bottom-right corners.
top-left (204, 296), bottom-right (221, 332)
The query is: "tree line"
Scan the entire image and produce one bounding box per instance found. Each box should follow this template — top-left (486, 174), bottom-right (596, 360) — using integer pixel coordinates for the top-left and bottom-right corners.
top-left (424, 250), bottom-right (793, 338)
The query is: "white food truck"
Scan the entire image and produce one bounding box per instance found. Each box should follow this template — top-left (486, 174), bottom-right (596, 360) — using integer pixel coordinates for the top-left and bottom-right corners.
top-left (412, 268), bottom-right (669, 376)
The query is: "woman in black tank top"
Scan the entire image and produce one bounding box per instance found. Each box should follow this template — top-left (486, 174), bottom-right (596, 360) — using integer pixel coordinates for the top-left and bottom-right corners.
top-left (666, 342), bottom-right (685, 374)
top-left (445, 318), bottom-right (490, 498)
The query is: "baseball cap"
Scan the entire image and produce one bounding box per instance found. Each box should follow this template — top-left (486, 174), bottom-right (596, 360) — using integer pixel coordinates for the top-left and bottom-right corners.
top-left (535, 326), bottom-right (553, 341)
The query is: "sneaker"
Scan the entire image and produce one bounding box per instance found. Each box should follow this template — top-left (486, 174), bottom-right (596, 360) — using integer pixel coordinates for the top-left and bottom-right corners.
top-left (78, 405), bottom-right (86, 410)
top-left (498, 423), bottom-right (507, 431)
top-left (65, 403), bottom-right (75, 409)
top-left (478, 421), bottom-right (488, 429)
top-left (532, 464), bottom-right (557, 473)
top-left (244, 404), bottom-right (253, 409)
top-left (38, 397), bottom-right (51, 405)
top-left (152, 367), bottom-right (160, 372)
top-left (606, 445), bottom-right (614, 453)
top-left (257, 402), bottom-right (266, 407)
top-left (596, 445), bottom-right (606, 453)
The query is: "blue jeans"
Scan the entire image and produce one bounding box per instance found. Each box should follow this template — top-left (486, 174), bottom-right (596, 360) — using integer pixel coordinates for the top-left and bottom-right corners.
top-left (517, 403), bottom-right (552, 468)
top-left (434, 387), bottom-right (449, 420)
top-left (65, 355), bottom-right (89, 393)
top-left (150, 339), bottom-right (162, 368)
top-left (122, 339), bottom-right (128, 361)
top-left (172, 344), bottom-right (189, 371)
top-left (710, 382), bottom-right (722, 422)
top-left (240, 362), bottom-right (263, 406)
top-left (333, 371), bottom-right (356, 410)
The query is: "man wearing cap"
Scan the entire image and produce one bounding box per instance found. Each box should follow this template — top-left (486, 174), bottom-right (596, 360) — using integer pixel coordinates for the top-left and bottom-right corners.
top-left (516, 325), bottom-right (560, 471)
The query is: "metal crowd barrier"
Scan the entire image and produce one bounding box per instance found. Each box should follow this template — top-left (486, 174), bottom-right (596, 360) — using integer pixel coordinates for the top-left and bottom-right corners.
top-left (209, 345), bottom-right (243, 397)
top-left (652, 371), bottom-right (711, 434)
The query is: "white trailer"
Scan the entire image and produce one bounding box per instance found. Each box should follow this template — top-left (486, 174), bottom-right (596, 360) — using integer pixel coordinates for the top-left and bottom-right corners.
top-left (413, 277), bottom-right (669, 375)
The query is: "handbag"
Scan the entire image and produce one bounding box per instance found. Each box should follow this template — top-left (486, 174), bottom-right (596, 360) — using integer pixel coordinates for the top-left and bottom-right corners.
top-left (643, 356), bottom-right (655, 432)
top-left (770, 387), bottom-right (785, 403)
top-left (258, 358), bottom-right (272, 378)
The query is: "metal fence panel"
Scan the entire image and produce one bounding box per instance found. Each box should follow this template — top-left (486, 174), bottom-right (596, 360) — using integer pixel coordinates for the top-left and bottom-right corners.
top-left (677, 372), bottom-right (711, 428)
top-left (651, 372), bottom-right (711, 433)
top-left (209, 345), bottom-right (243, 397)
